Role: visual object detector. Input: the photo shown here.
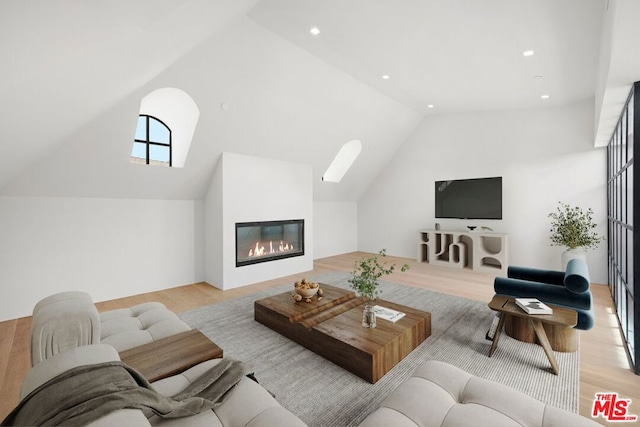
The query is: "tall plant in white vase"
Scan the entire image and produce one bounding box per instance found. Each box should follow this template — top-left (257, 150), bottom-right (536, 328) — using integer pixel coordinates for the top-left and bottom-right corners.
top-left (548, 202), bottom-right (603, 269)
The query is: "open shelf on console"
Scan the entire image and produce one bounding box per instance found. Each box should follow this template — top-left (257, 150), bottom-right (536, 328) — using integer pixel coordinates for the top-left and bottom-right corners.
top-left (418, 229), bottom-right (508, 274)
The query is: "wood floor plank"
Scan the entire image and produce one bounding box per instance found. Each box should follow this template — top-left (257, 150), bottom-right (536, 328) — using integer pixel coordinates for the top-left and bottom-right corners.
top-left (1, 317), bottom-right (32, 419)
top-left (1, 252), bottom-right (639, 425)
top-left (0, 318), bottom-right (18, 415)
top-left (0, 319), bottom-right (17, 380)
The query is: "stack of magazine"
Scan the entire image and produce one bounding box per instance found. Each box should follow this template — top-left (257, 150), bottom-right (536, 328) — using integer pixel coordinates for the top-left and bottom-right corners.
top-left (372, 305), bottom-right (405, 322)
top-left (515, 298), bottom-right (553, 315)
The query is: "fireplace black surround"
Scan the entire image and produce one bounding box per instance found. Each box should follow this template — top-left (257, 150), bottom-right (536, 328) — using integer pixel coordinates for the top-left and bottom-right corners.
top-left (236, 219), bottom-right (304, 267)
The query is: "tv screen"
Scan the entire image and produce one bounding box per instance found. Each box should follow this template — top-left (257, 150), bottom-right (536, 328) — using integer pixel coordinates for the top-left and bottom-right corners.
top-left (435, 177), bottom-right (502, 219)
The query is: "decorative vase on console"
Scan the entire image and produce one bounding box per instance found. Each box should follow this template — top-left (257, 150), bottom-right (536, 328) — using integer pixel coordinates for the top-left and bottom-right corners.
top-left (548, 202), bottom-right (603, 270)
top-left (348, 249), bottom-right (409, 328)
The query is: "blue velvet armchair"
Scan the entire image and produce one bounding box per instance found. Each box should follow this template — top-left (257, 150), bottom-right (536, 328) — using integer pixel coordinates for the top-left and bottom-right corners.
top-left (493, 258), bottom-right (594, 330)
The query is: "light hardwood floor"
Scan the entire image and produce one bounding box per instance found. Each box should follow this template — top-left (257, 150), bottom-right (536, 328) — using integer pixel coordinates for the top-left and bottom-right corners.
top-left (1, 252), bottom-right (639, 425)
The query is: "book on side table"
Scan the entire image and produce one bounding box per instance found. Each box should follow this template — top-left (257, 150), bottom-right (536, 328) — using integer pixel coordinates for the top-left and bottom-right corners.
top-left (515, 298), bottom-right (553, 315)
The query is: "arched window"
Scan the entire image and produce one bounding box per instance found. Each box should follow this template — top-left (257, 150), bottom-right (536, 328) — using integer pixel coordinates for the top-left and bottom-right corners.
top-left (131, 115), bottom-right (172, 167)
top-left (130, 88), bottom-right (199, 168)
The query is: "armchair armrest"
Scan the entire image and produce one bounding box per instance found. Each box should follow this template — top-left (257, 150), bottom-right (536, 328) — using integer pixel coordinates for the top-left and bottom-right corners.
top-left (507, 266), bottom-right (565, 286)
top-left (494, 277), bottom-right (591, 311)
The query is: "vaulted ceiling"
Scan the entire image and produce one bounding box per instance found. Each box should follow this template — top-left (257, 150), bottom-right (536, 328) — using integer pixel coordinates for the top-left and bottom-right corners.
top-left (0, 0), bottom-right (635, 201)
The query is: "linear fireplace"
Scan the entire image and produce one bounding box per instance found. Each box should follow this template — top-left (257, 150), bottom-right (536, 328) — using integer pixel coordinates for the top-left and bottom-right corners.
top-left (236, 219), bottom-right (304, 267)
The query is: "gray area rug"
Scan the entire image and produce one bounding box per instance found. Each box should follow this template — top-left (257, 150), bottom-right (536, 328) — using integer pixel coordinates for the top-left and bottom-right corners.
top-left (179, 272), bottom-right (579, 427)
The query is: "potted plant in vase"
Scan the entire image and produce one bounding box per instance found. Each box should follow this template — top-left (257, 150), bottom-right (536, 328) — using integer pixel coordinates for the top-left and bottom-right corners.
top-left (348, 249), bottom-right (409, 328)
top-left (548, 202), bottom-right (604, 269)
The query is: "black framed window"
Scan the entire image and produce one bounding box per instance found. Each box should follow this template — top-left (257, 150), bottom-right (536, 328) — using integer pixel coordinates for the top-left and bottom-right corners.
top-left (607, 81), bottom-right (639, 375)
top-left (131, 115), bottom-right (172, 167)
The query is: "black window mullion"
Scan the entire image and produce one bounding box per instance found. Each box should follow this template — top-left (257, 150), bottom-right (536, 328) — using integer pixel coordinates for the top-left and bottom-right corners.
top-left (132, 114), bottom-right (172, 167)
top-left (632, 82), bottom-right (639, 373)
top-left (146, 115), bottom-right (150, 165)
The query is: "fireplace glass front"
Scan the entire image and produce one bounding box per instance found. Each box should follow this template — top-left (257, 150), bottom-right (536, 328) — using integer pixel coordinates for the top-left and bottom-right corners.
top-left (236, 219), bottom-right (304, 267)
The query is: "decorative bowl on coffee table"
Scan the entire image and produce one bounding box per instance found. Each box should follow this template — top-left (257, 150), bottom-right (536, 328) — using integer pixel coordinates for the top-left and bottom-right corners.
top-left (294, 279), bottom-right (319, 298)
top-left (294, 286), bottom-right (319, 298)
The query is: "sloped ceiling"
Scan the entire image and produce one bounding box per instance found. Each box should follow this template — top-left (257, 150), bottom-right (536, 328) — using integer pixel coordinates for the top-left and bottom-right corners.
top-left (249, 0), bottom-right (604, 114)
top-left (594, 0), bottom-right (640, 146)
top-left (0, 0), bottom-right (626, 202)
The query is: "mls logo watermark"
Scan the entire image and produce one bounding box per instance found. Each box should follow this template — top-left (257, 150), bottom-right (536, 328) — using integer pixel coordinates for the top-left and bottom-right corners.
top-left (592, 392), bottom-right (638, 422)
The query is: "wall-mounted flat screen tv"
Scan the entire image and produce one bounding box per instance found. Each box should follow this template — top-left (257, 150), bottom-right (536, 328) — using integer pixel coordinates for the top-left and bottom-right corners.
top-left (435, 177), bottom-right (502, 219)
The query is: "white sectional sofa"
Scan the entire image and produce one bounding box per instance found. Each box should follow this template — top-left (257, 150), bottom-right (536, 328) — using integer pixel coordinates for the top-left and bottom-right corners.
top-left (14, 291), bottom-right (306, 427)
top-left (358, 360), bottom-right (599, 427)
top-left (14, 344), bottom-right (305, 427)
top-left (17, 291), bottom-right (601, 427)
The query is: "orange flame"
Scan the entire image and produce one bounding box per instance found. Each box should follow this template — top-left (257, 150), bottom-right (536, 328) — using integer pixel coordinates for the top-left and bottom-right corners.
top-left (248, 240), bottom-right (294, 258)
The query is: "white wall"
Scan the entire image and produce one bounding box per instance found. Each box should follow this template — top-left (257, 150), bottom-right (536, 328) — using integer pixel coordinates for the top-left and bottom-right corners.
top-left (358, 100), bottom-right (609, 283)
top-left (0, 197), bottom-right (199, 321)
top-left (204, 158), bottom-right (224, 287)
top-left (313, 201), bottom-right (358, 259)
top-left (205, 152), bottom-right (314, 289)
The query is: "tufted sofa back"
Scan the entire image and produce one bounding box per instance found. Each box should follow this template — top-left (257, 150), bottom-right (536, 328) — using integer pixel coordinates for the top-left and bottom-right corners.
top-left (30, 291), bottom-right (190, 366)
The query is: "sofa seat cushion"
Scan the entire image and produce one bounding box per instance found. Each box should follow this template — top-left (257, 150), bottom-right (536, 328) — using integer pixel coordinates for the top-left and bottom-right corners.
top-left (86, 409), bottom-right (150, 427)
top-left (358, 360), bottom-right (599, 427)
top-left (150, 359), bottom-right (306, 427)
top-left (100, 302), bottom-right (191, 352)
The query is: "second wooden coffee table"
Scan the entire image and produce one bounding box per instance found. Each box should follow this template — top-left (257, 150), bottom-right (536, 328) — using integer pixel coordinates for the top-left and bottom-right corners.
top-left (120, 329), bottom-right (223, 382)
top-left (254, 284), bottom-right (431, 383)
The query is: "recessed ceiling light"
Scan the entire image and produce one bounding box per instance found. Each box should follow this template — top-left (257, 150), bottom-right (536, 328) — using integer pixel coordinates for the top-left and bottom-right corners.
top-left (310, 27), bottom-right (320, 36)
top-left (382, 75), bottom-right (390, 80)
top-left (523, 50), bottom-right (534, 57)
top-left (427, 104), bottom-right (435, 109)
top-left (541, 94), bottom-right (550, 99)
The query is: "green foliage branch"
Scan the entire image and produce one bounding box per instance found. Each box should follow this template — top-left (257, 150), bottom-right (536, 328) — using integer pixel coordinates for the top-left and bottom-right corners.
top-left (348, 249), bottom-right (409, 301)
top-left (548, 202), bottom-right (603, 251)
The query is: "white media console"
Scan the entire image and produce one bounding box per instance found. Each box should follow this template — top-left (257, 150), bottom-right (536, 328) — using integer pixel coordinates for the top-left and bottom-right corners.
top-left (417, 229), bottom-right (508, 274)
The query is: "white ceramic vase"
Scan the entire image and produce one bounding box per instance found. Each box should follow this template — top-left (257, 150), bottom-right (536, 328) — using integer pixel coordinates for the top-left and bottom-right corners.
top-left (561, 247), bottom-right (586, 271)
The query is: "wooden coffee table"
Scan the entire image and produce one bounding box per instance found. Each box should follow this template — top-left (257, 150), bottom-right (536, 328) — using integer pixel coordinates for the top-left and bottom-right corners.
top-left (119, 329), bottom-right (223, 382)
top-left (254, 284), bottom-right (431, 383)
top-left (488, 295), bottom-right (577, 375)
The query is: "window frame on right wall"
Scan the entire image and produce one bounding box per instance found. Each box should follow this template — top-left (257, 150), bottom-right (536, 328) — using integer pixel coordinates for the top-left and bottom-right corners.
top-left (607, 80), bottom-right (639, 375)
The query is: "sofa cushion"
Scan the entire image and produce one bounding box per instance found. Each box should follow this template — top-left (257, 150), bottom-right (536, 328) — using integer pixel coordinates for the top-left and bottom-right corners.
top-left (358, 360), bottom-right (599, 427)
top-left (86, 409), bottom-right (150, 427)
top-left (150, 359), bottom-right (306, 427)
top-left (100, 302), bottom-right (191, 352)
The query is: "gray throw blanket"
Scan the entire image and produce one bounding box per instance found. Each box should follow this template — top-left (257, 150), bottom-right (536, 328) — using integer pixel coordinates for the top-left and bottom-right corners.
top-left (2, 358), bottom-right (245, 426)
